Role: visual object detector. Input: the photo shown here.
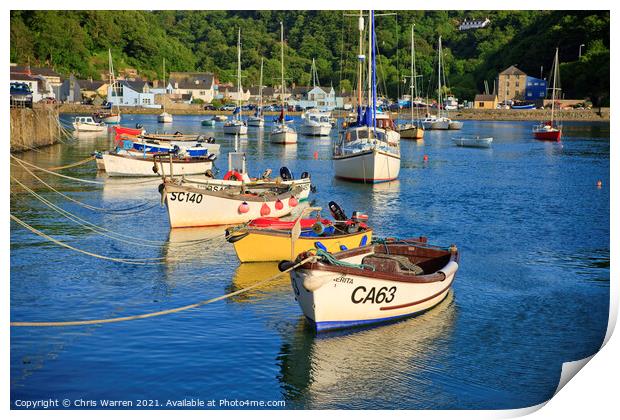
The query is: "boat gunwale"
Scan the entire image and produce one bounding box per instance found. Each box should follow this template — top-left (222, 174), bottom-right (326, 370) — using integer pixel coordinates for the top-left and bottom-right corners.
top-left (232, 226), bottom-right (373, 240)
top-left (164, 182), bottom-right (301, 201)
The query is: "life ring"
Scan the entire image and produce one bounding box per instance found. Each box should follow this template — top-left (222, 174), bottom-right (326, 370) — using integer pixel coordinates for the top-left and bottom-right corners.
top-left (224, 170), bottom-right (243, 181)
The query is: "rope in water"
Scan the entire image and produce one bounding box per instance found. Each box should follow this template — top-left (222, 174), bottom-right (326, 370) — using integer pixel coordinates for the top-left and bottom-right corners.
top-left (10, 255), bottom-right (315, 327)
top-left (11, 154), bottom-right (104, 185)
top-left (11, 178), bottom-right (230, 249)
top-left (47, 156), bottom-right (96, 171)
top-left (10, 214), bottom-right (166, 264)
top-left (12, 159), bottom-right (156, 214)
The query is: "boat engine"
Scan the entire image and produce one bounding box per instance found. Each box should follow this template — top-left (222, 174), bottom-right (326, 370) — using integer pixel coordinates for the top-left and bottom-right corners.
top-left (328, 201), bottom-right (347, 221)
top-left (280, 166), bottom-right (293, 181)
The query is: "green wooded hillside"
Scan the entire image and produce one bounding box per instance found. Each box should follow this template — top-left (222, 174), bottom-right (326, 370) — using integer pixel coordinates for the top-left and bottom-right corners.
top-left (10, 10), bottom-right (610, 105)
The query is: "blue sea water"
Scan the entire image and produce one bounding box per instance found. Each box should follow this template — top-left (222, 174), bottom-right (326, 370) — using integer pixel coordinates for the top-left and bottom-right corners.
top-left (10, 115), bottom-right (609, 410)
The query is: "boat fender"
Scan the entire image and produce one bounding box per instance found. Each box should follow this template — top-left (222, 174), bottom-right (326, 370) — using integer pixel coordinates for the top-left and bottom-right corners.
top-left (328, 201), bottom-right (347, 221)
top-left (314, 241), bottom-right (327, 251)
top-left (275, 199), bottom-right (284, 210)
top-left (288, 196), bottom-right (298, 207)
top-left (301, 171), bottom-right (310, 179)
top-left (310, 185), bottom-right (317, 193)
top-left (158, 183), bottom-right (165, 195)
top-left (280, 166), bottom-right (293, 181)
top-left (224, 170), bottom-right (243, 181)
top-left (260, 203), bottom-right (271, 216)
top-left (205, 169), bottom-right (214, 178)
top-left (312, 222), bottom-right (325, 235)
top-left (227, 231), bottom-right (249, 243)
top-left (152, 164), bottom-right (159, 174)
top-left (278, 260), bottom-right (296, 272)
top-left (238, 201), bottom-right (250, 214)
top-left (359, 235), bottom-right (368, 246)
top-left (438, 261), bottom-right (459, 281)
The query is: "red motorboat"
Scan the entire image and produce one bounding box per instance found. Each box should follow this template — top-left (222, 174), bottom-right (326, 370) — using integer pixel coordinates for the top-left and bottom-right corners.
top-left (113, 125), bottom-right (144, 137)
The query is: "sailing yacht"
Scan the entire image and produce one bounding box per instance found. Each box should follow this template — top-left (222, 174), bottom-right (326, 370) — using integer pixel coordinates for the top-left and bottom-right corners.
top-left (94, 50), bottom-right (121, 124)
top-left (398, 24), bottom-right (424, 140)
top-left (422, 37), bottom-right (462, 130)
top-left (300, 59), bottom-right (332, 136)
top-left (158, 58), bottom-right (173, 124)
top-left (533, 48), bottom-right (562, 141)
top-left (248, 57), bottom-right (265, 127)
top-left (333, 10), bottom-right (400, 183)
top-left (271, 22), bottom-right (298, 144)
top-left (224, 29), bottom-right (249, 136)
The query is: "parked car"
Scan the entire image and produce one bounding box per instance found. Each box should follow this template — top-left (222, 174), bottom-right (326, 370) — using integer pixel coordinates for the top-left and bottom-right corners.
top-left (203, 104), bottom-right (216, 111)
top-left (10, 82), bottom-right (33, 108)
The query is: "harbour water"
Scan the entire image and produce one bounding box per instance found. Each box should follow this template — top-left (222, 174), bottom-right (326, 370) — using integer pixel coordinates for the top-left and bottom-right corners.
top-left (10, 115), bottom-right (609, 409)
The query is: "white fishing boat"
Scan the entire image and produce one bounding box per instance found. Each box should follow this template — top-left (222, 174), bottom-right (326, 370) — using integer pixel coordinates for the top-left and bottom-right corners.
top-left (452, 136), bottom-right (493, 148)
top-left (300, 109), bottom-right (332, 136)
top-left (248, 58), bottom-right (265, 128)
top-left (398, 25), bottom-right (424, 140)
top-left (163, 181), bottom-right (303, 228)
top-left (96, 150), bottom-right (213, 177)
top-left (72, 116), bottom-right (108, 133)
top-left (333, 11), bottom-right (400, 183)
top-left (271, 22), bottom-right (297, 145)
top-left (158, 58), bottom-right (173, 124)
top-left (284, 237), bottom-right (459, 332)
top-left (224, 29), bottom-right (249, 136)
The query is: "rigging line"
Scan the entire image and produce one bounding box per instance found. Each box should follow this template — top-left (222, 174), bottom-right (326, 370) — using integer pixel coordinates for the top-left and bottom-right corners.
top-left (10, 214), bottom-right (167, 264)
top-left (10, 180), bottom-right (165, 249)
top-left (10, 255), bottom-right (316, 327)
top-left (11, 160), bottom-right (153, 214)
top-left (11, 154), bottom-right (105, 185)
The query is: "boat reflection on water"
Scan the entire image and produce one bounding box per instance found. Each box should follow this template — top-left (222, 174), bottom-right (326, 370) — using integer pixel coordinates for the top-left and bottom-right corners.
top-left (277, 291), bottom-right (456, 409)
top-left (370, 179), bottom-right (401, 221)
top-left (164, 226), bottom-right (229, 265)
top-left (228, 262), bottom-right (290, 304)
top-left (99, 176), bottom-right (162, 202)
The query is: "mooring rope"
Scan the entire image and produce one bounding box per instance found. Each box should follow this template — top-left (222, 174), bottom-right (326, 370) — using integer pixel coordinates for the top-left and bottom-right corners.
top-left (10, 214), bottom-right (166, 264)
top-left (12, 159), bottom-right (155, 214)
top-left (11, 154), bottom-right (104, 185)
top-left (11, 178), bottom-right (228, 249)
top-left (10, 255), bottom-right (315, 327)
top-left (47, 156), bottom-right (96, 171)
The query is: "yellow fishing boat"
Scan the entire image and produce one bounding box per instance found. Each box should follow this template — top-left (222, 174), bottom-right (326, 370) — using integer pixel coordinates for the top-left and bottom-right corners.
top-left (226, 205), bottom-right (373, 263)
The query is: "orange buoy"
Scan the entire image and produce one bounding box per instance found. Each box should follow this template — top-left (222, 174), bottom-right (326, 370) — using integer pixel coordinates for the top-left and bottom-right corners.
top-left (224, 170), bottom-right (243, 181)
top-left (275, 199), bottom-right (284, 210)
top-left (597, 180), bottom-right (603, 188)
top-left (238, 201), bottom-right (250, 214)
top-left (288, 196), bottom-right (298, 207)
top-left (260, 203), bottom-right (271, 216)
top-left (313, 151), bottom-right (319, 160)
top-left (423, 155), bottom-right (429, 162)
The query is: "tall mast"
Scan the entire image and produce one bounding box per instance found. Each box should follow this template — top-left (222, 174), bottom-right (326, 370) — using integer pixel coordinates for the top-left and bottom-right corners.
top-left (550, 47), bottom-right (558, 124)
top-left (259, 57), bottom-right (264, 112)
top-left (357, 10), bottom-right (364, 108)
top-left (410, 25), bottom-right (415, 123)
top-left (162, 58), bottom-right (166, 113)
top-left (437, 37), bottom-right (442, 118)
top-left (237, 28), bottom-right (242, 116)
top-left (366, 10), bottom-right (372, 138)
top-left (280, 21), bottom-right (285, 122)
top-left (371, 10), bottom-right (376, 133)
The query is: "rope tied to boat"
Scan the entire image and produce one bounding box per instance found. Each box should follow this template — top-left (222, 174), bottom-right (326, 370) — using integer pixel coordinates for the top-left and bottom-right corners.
top-left (10, 255), bottom-right (315, 327)
top-left (46, 156), bottom-right (96, 171)
top-left (312, 248), bottom-right (375, 271)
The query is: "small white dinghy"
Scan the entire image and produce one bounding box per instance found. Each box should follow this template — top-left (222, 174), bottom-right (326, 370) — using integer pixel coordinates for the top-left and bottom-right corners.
top-left (282, 237), bottom-right (459, 332)
top-left (97, 151), bottom-right (214, 177)
top-left (452, 136), bottom-right (493, 148)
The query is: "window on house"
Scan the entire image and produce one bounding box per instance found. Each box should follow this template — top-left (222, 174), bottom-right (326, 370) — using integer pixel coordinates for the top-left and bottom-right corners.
top-left (516, 81), bottom-right (520, 87)
top-left (527, 92), bottom-right (532, 97)
top-left (479, 102), bottom-right (485, 107)
top-left (134, 98), bottom-right (138, 104)
top-left (200, 91), bottom-right (205, 95)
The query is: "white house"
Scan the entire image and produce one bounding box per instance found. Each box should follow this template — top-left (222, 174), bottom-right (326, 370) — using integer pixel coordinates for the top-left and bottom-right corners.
top-left (168, 72), bottom-right (216, 103)
top-left (107, 80), bottom-right (158, 108)
top-left (288, 86), bottom-right (341, 111)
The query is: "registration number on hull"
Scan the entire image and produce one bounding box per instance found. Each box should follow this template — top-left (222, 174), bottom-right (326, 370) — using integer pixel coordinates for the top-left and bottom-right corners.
top-left (351, 286), bottom-right (396, 304)
top-left (169, 192), bottom-right (203, 204)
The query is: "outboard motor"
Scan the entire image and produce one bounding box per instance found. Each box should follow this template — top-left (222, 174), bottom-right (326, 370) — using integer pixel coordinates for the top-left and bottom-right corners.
top-left (280, 166), bottom-right (293, 181)
top-left (135, 123), bottom-right (143, 129)
top-left (328, 201), bottom-right (347, 221)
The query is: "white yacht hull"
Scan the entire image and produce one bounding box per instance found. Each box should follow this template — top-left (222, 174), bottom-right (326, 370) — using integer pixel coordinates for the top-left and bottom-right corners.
top-left (334, 149), bottom-right (400, 183)
top-left (271, 130), bottom-right (298, 144)
top-left (300, 124), bottom-right (331, 136)
top-left (247, 117), bottom-right (264, 127)
top-left (223, 124), bottom-right (248, 135)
